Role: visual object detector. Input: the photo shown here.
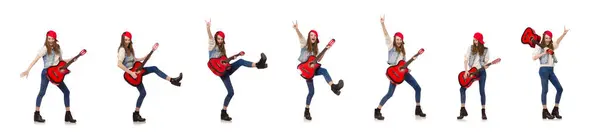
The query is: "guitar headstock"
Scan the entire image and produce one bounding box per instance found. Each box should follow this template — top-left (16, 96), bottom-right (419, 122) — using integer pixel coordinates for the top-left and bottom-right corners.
top-left (152, 43), bottom-right (159, 51)
top-left (491, 58), bottom-right (501, 64)
top-left (417, 48), bottom-right (425, 55)
top-left (79, 49), bottom-right (87, 56)
top-left (327, 39), bottom-right (336, 47)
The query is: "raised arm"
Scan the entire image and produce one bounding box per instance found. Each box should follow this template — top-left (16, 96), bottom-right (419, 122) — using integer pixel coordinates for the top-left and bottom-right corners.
top-left (206, 19), bottom-right (214, 40)
top-left (293, 20), bottom-right (306, 47)
top-left (380, 15), bottom-right (390, 39)
top-left (206, 19), bottom-right (216, 51)
top-left (554, 26), bottom-right (569, 50)
top-left (380, 15), bottom-right (393, 50)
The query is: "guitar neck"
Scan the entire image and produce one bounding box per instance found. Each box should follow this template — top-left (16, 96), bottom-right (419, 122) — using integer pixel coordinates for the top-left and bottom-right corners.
top-left (224, 53), bottom-right (242, 63)
top-left (399, 53), bottom-right (420, 69)
top-left (312, 47), bottom-right (329, 64)
top-left (62, 54), bottom-right (82, 68)
top-left (139, 50), bottom-right (155, 70)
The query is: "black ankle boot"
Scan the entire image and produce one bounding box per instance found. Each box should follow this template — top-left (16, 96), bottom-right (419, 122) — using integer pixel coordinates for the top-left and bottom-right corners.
top-left (415, 106), bottom-right (426, 117)
top-left (304, 108), bottom-right (312, 120)
top-left (481, 108), bottom-right (487, 120)
top-left (34, 111), bottom-right (45, 123)
top-left (374, 108), bottom-right (385, 120)
top-left (65, 111), bottom-right (77, 123)
top-left (170, 73), bottom-right (183, 86)
top-left (330, 80), bottom-right (344, 95)
top-left (133, 111), bottom-right (146, 122)
top-left (221, 109), bottom-right (232, 121)
top-left (256, 53), bottom-right (268, 69)
top-left (457, 107), bottom-right (468, 120)
top-left (542, 108), bottom-right (554, 119)
top-left (551, 107), bottom-right (562, 119)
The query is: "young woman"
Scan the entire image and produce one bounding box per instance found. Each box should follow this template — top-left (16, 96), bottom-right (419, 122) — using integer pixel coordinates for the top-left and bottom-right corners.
top-left (374, 16), bottom-right (426, 120)
top-left (457, 32), bottom-right (489, 120)
top-left (116, 31), bottom-right (183, 122)
top-left (205, 19), bottom-right (268, 121)
top-left (292, 21), bottom-right (344, 120)
top-left (532, 27), bottom-right (569, 119)
top-left (20, 30), bottom-right (77, 123)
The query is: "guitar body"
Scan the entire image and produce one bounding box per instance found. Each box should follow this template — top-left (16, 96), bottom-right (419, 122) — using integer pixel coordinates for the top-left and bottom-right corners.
top-left (386, 60), bottom-right (409, 84)
top-left (521, 27), bottom-right (541, 48)
top-left (457, 67), bottom-right (480, 88)
top-left (46, 61), bottom-right (71, 84)
top-left (123, 61), bottom-right (147, 86)
top-left (297, 56), bottom-right (322, 80)
top-left (207, 56), bottom-right (231, 76)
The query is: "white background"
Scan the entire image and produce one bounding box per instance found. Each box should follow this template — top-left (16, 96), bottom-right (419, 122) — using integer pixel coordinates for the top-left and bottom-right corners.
top-left (1, 0), bottom-right (598, 138)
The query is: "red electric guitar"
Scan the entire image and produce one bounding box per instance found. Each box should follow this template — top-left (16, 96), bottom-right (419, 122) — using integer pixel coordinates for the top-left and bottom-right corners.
top-left (386, 48), bottom-right (424, 84)
top-left (297, 39), bottom-right (336, 80)
top-left (46, 49), bottom-right (87, 85)
top-left (123, 43), bottom-right (159, 86)
top-left (457, 58), bottom-right (501, 88)
top-left (521, 27), bottom-right (541, 48)
top-left (207, 51), bottom-right (245, 76)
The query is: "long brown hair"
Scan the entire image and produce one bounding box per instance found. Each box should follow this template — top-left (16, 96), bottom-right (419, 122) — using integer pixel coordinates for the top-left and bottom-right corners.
top-left (214, 33), bottom-right (226, 57)
top-left (44, 36), bottom-right (61, 55)
top-left (305, 37), bottom-right (318, 55)
top-left (541, 36), bottom-right (554, 50)
top-left (393, 39), bottom-right (406, 56)
top-left (119, 32), bottom-right (135, 57)
top-left (471, 42), bottom-right (485, 56)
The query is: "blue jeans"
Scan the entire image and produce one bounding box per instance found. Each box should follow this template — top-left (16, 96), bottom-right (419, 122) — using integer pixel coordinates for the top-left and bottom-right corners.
top-left (36, 69), bottom-right (71, 107)
top-left (539, 67), bottom-right (563, 105)
top-left (305, 67), bottom-right (333, 105)
top-left (221, 59), bottom-right (253, 107)
top-left (135, 66), bottom-right (169, 108)
top-left (378, 73), bottom-right (422, 106)
top-left (460, 69), bottom-right (486, 105)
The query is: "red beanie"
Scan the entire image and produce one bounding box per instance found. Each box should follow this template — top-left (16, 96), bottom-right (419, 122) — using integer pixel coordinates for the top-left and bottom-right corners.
top-left (543, 30), bottom-right (553, 38)
top-left (309, 30), bottom-right (319, 43)
top-left (216, 31), bottom-right (225, 39)
top-left (473, 32), bottom-right (484, 44)
top-left (47, 30), bottom-right (57, 39)
top-left (394, 32), bottom-right (404, 40)
top-left (123, 31), bottom-right (132, 39)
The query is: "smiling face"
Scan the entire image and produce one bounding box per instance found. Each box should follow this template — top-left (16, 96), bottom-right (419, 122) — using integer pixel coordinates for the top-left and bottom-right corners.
top-left (309, 32), bottom-right (317, 43)
top-left (47, 36), bottom-right (55, 46)
top-left (395, 36), bottom-right (403, 46)
top-left (124, 36), bottom-right (131, 44)
top-left (216, 35), bottom-right (224, 45)
top-left (544, 34), bottom-right (552, 45)
top-left (473, 38), bottom-right (479, 46)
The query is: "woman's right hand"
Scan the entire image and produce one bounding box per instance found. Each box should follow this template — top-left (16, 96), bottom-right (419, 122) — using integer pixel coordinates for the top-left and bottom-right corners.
top-left (20, 70), bottom-right (30, 78)
top-left (205, 18), bottom-right (211, 28)
top-left (380, 15), bottom-right (385, 23)
top-left (463, 71), bottom-right (470, 78)
top-left (292, 20), bottom-right (298, 29)
top-left (129, 71), bottom-right (138, 79)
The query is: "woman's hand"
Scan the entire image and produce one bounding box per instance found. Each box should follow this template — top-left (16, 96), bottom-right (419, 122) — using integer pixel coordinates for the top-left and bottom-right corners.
top-left (20, 70), bottom-right (30, 78)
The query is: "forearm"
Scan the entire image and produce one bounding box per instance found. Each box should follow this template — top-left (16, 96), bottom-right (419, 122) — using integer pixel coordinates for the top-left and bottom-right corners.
top-left (381, 23), bottom-right (389, 37)
top-left (532, 53), bottom-right (545, 60)
top-left (463, 60), bottom-right (469, 71)
top-left (295, 29), bottom-right (304, 41)
top-left (206, 27), bottom-right (213, 40)
top-left (25, 56), bottom-right (41, 71)
top-left (118, 63), bottom-right (133, 73)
